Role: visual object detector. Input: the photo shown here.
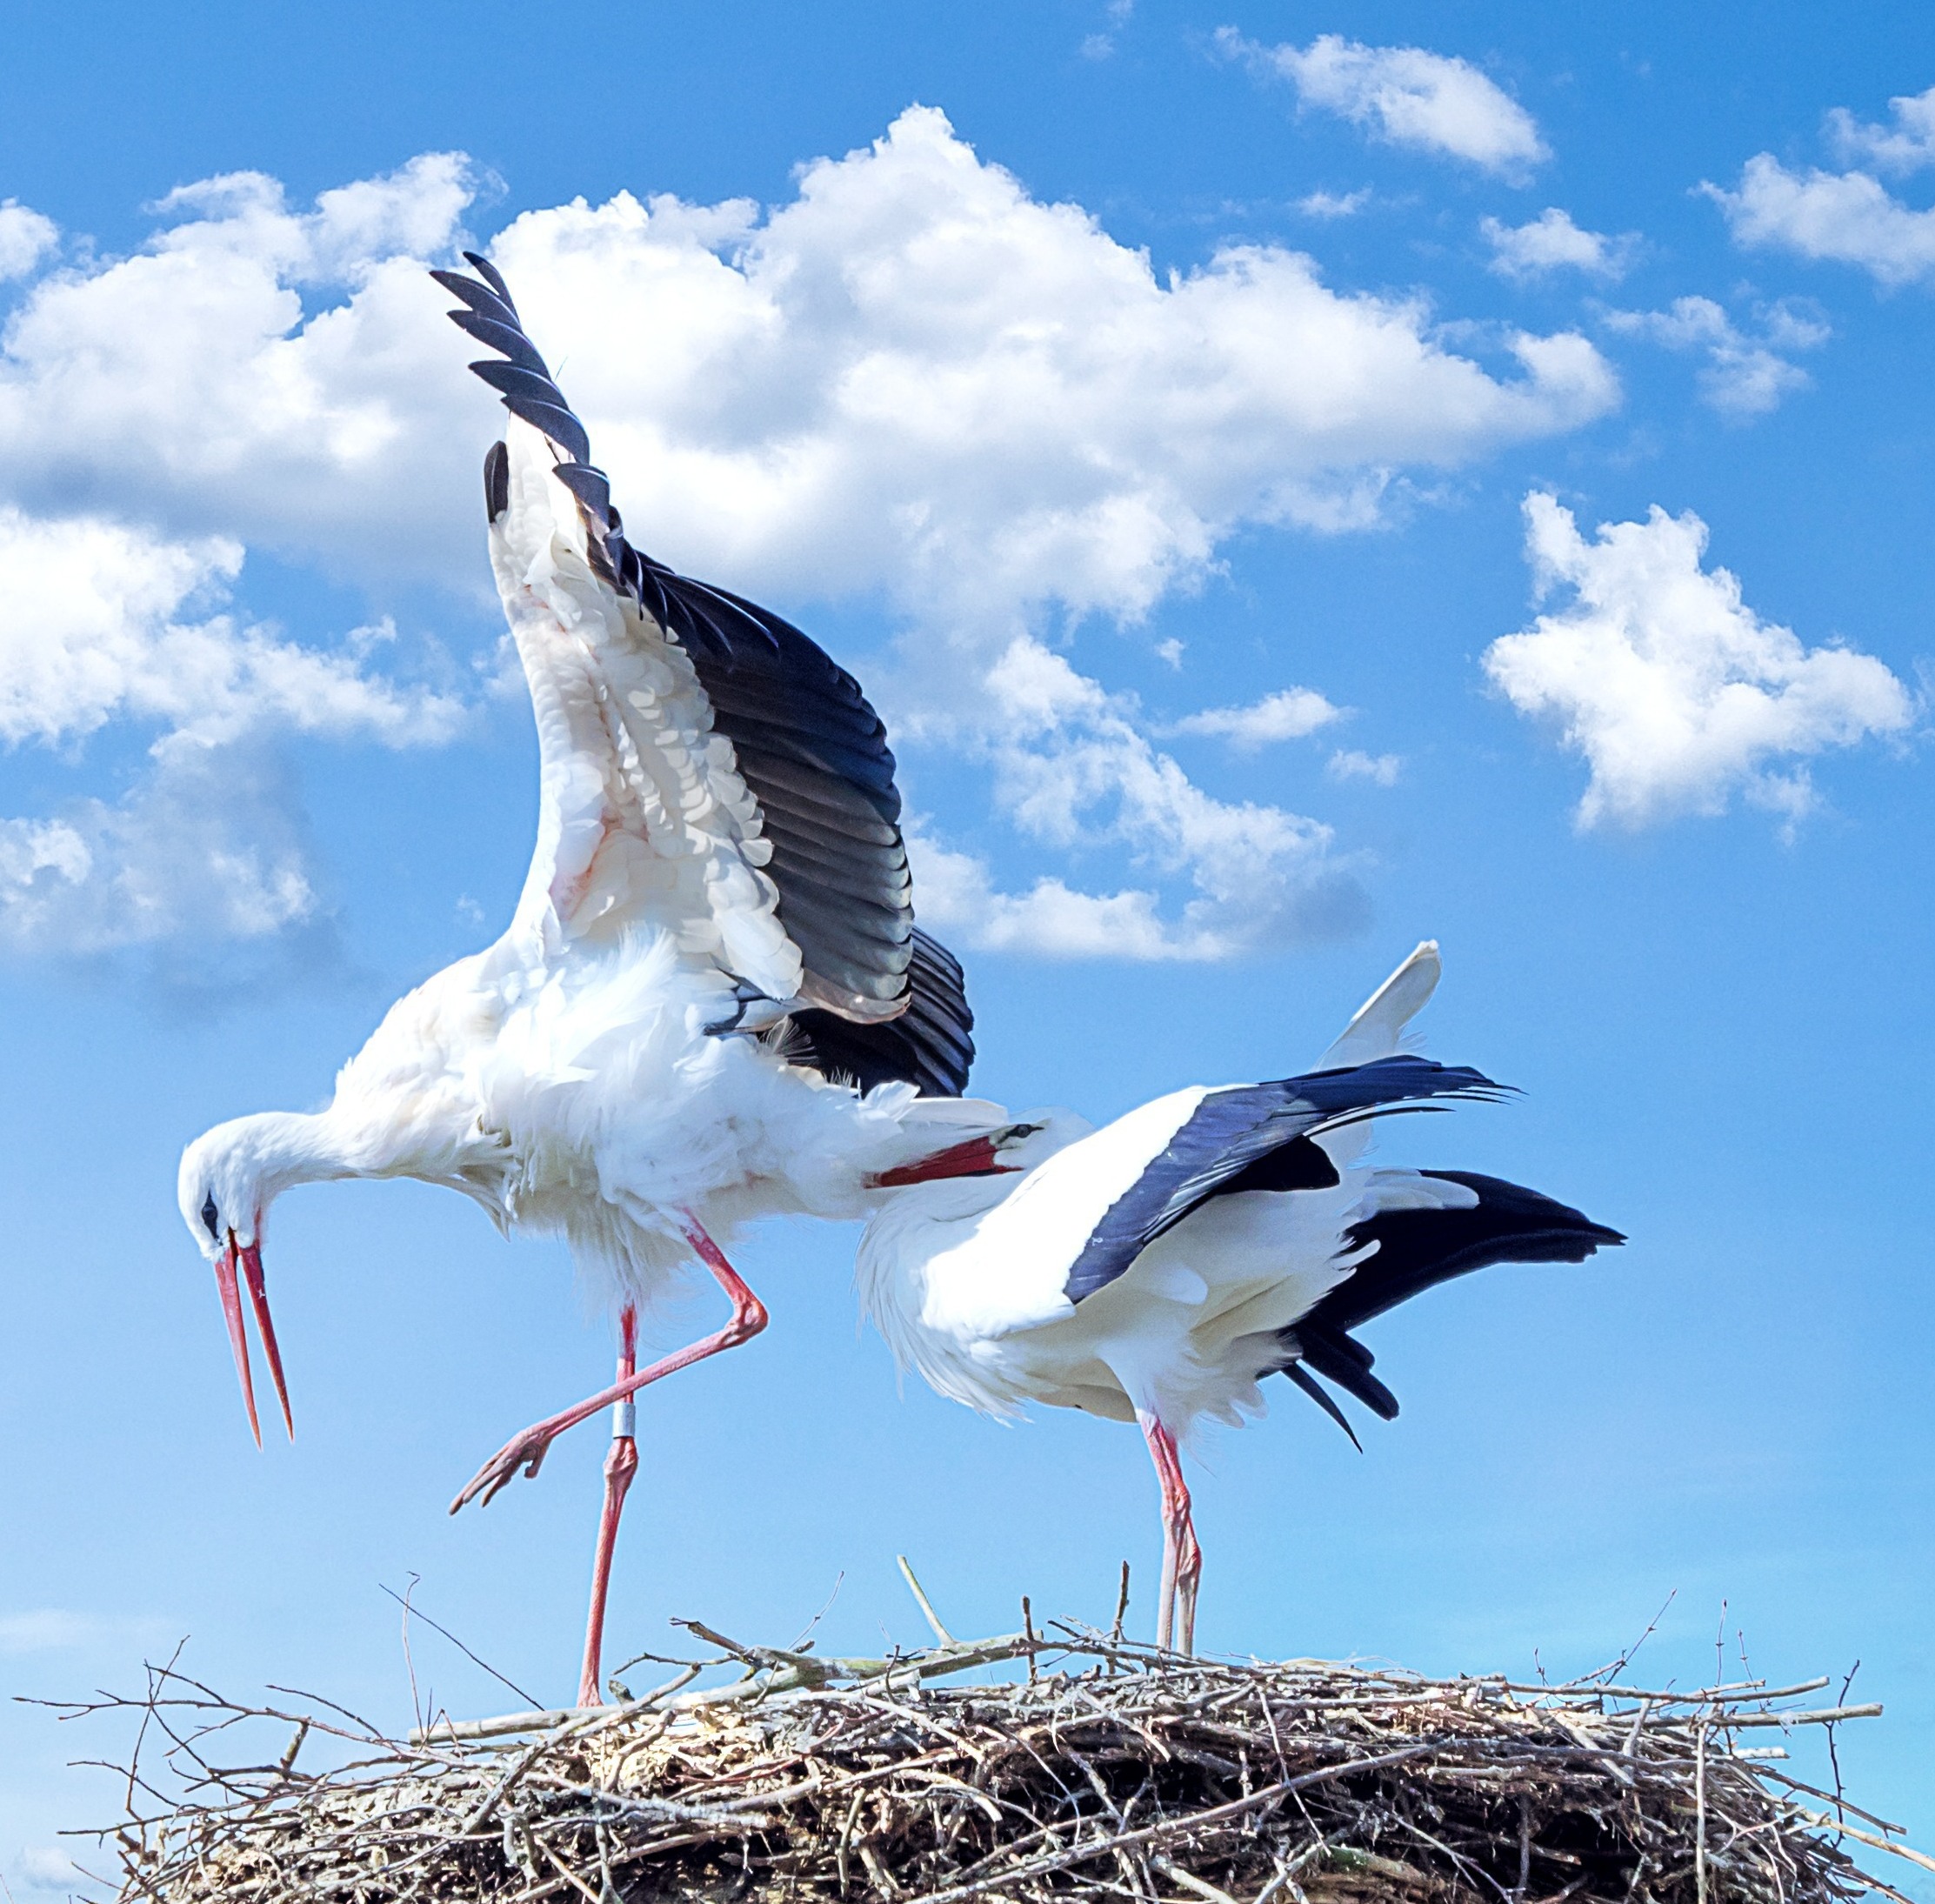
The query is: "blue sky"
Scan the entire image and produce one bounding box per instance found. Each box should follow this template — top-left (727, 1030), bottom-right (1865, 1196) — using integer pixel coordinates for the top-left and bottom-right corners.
top-left (3, 0), bottom-right (1933, 1887)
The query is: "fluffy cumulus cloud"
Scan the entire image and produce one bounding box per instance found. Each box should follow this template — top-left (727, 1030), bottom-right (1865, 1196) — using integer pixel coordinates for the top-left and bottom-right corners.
top-left (1483, 208), bottom-right (1631, 281)
top-left (0, 508), bottom-right (461, 956)
top-left (0, 200), bottom-right (57, 280)
top-left (1707, 88), bottom-right (1935, 287)
top-left (909, 643), bottom-right (1367, 960)
top-left (483, 108), bottom-right (1611, 625)
top-left (1603, 297), bottom-right (1828, 418)
top-left (1484, 494), bottom-right (1913, 832)
top-left (0, 153), bottom-right (488, 579)
top-left (1216, 30), bottom-right (1547, 177)
top-left (0, 509), bottom-right (460, 750)
top-left (0, 113), bottom-right (1620, 964)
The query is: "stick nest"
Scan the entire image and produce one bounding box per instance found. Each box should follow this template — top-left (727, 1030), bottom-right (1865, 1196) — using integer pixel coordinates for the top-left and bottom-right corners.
top-left (65, 1626), bottom-right (1921, 1904)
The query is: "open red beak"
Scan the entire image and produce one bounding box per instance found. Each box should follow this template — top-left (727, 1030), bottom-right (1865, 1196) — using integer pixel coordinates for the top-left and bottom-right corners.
top-left (216, 1233), bottom-right (293, 1445)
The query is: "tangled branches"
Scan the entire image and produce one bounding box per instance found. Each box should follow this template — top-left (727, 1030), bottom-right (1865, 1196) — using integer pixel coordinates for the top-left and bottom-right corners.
top-left (50, 1624), bottom-right (1930, 1904)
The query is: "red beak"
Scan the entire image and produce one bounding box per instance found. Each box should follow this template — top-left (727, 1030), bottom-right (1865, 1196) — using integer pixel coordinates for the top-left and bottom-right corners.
top-left (216, 1233), bottom-right (294, 1445)
top-left (870, 1132), bottom-right (1027, 1189)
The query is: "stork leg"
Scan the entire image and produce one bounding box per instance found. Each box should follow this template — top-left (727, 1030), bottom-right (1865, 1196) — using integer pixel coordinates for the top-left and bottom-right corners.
top-left (449, 1218), bottom-right (769, 1515)
top-left (577, 1303), bottom-right (639, 1708)
top-left (1139, 1413), bottom-right (1203, 1654)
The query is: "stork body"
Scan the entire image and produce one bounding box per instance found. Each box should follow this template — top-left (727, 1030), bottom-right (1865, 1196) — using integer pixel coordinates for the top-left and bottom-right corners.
top-left (856, 945), bottom-right (1622, 1651)
top-left (179, 256), bottom-right (1010, 1707)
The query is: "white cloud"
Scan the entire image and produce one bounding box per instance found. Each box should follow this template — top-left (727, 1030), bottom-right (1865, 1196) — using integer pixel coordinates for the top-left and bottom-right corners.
top-left (0, 742), bottom-right (325, 955)
top-left (1173, 686), bottom-right (1344, 747)
top-left (476, 107), bottom-right (1610, 627)
top-left (0, 116), bottom-right (1620, 962)
top-left (0, 508), bottom-right (461, 957)
top-left (1707, 94), bottom-right (1935, 288)
top-left (0, 154), bottom-right (485, 578)
top-left (904, 640), bottom-right (1368, 959)
top-left (0, 509), bottom-right (462, 748)
top-left (1327, 748), bottom-right (1401, 785)
top-left (1484, 493), bottom-right (1913, 832)
top-left (1603, 297), bottom-right (1827, 418)
top-left (0, 111), bottom-right (1610, 610)
top-left (1826, 84), bottom-right (1935, 176)
top-left (0, 200), bottom-right (57, 281)
top-left (1081, 0), bottom-right (1134, 59)
top-left (1484, 208), bottom-right (1631, 281)
top-left (1217, 30), bottom-right (1547, 177)
top-left (12, 1846), bottom-right (83, 1894)
top-left (1297, 188), bottom-right (1372, 219)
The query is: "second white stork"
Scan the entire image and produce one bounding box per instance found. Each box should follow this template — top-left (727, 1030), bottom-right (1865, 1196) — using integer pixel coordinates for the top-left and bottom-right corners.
top-left (177, 253), bottom-right (1019, 1707)
top-left (855, 945), bottom-right (1622, 1652)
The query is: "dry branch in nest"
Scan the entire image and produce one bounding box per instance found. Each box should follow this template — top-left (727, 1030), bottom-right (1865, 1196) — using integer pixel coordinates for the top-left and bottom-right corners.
top-left (51, 1624), bottom-right (1929, 1904)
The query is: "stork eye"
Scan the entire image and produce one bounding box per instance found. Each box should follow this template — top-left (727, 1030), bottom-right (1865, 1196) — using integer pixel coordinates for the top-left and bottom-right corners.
top-left (200, 1193), bottom-right (220, 1239)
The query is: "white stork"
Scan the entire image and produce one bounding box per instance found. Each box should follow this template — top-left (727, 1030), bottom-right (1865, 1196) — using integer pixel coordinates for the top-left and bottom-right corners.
top-left (177, 253), bottom-right (1020, 1707)
top-left (855, 944), bottom-right (1622, 1653)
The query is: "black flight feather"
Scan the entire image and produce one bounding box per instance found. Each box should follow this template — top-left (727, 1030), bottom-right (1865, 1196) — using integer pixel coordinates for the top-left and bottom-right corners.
top-left (1281, 1361), bottom-right (1362, 1451)
top-left (1275, 1171), bottom-right (1622, 1440)
top-left (461, 249), bottom-right (518, 312)
top-left (430, 269), bottom-right (520, 330)
top-left (449, 311), bottom-right (550, 376)
top-left (786, 929), bottom-right (978, 1097)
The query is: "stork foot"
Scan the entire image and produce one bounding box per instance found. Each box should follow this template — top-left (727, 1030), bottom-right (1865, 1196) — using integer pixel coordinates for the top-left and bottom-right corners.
top-left (450, 1424), bottom-right (559, 1513)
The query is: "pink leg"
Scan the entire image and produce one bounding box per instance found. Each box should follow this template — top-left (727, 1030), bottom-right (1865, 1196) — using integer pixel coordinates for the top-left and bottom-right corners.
top-left (1139, 1413), bottom-right (1204, 1654)
top-left (450, 1219), bottom-right (769, 1515)
top-left (577, 1304), bottom-right (639, 1708)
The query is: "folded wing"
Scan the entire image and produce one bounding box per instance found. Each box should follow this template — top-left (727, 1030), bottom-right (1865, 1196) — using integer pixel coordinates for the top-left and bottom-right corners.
top-left (1063, 1057), bottom-right (1507, 1303)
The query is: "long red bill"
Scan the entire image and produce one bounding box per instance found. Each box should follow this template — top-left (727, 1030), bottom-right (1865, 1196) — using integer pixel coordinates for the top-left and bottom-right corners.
top-left (215, 1239), bottom-right (263, 1448)
top-left (238, 1242), bottom-right (294, 1440)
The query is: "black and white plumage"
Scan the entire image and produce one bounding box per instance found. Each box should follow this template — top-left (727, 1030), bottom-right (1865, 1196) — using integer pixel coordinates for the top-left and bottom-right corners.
top-left (856, 944), bottom-right (1622, 1652)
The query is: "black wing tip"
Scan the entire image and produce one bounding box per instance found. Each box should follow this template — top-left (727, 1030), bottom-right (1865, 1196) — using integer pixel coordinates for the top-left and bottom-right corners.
top-left (1281, 1361), bottom-right (1365, 1451)
top-left (461, 249), bottom-right (517, 310)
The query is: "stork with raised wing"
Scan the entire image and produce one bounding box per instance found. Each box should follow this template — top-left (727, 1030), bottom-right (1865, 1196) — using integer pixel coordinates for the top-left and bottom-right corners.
top-left (177, 254), bottom-right (1020, 1707)
top-left (856, 944), bottom-right (1622, 1653)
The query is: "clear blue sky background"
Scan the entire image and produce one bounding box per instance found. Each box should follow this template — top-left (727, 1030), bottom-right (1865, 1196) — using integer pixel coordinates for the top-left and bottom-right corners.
top-left (2, 0), bottom-right (1932, 1888)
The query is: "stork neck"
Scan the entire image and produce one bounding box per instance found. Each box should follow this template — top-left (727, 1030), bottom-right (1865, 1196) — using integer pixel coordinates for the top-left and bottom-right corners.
top-left (229, 1109), bottom-right (377, 1199)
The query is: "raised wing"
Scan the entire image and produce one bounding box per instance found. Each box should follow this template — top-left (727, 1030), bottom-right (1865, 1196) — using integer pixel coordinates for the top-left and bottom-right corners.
top-left (435, 253), bottom-right (920, 1025)
top-left (1063, 1057), bottom-right (1506, 1303)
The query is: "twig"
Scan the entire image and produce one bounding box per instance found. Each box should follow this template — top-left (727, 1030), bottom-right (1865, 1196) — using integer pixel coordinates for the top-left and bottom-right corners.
top-left (380, 1581), bottom-right (542, 1712)
top-left (899, 1558), bottom-right (958, 1647)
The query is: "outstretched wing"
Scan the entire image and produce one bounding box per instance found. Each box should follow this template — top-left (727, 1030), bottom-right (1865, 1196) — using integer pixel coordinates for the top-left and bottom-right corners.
top-left (435, 253), bottom-right (921, 1025)
top-left (1062, 1057), bottom-right (1507, 1302)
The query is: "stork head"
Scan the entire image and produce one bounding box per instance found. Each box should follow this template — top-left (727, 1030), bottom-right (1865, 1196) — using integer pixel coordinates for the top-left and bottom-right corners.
top-left (177, 1116), bottom-right (301, 1448)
